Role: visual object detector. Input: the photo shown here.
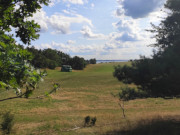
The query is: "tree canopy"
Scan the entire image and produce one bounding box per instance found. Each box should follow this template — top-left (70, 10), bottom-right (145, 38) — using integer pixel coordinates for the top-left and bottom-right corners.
top-left (0, 0), bottom-right (49, 98)
top-left (114, 0), bottom-right (180, 97)
top-left (0, 0), bottom-right (49, 44)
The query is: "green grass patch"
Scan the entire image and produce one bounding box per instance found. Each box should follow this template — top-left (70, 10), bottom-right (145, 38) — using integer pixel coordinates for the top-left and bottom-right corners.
top-left (0, 62), bottom-right (180, 135)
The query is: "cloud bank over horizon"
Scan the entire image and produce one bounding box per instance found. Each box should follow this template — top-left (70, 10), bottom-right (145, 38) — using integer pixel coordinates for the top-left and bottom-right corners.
top-left (29, 0), bottom-right (167, 60)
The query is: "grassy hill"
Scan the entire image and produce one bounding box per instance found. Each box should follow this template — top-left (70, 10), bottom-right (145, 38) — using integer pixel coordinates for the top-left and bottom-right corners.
top-left (0, 62), bottom-right (180, 135)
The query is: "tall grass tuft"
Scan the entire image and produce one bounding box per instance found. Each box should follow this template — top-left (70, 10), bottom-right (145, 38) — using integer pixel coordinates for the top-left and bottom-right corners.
top-left (0, 112), bottom-right (14, 135)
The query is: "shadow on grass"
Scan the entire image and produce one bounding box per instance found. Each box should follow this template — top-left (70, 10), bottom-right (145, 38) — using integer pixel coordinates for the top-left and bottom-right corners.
top-left (105, 116), bottom-right (180, 135)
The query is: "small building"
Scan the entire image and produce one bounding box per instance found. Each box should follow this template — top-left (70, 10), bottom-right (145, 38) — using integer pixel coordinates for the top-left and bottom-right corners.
top-left (61, 65), bottom-right (72, 72)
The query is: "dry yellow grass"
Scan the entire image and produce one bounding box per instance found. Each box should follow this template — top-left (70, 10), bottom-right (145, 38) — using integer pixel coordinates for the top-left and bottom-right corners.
top-left (0, 63), bottom-right (180, 135)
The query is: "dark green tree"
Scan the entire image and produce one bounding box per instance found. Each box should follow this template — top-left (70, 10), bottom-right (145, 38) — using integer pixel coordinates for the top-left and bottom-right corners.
top-left (114, 0), bottom-right (180, 97)
top-left (0, 0), bottom-right (49, 44)
top-left (70, 56), bottom-right (87, 70)
top-left (0, 0), bottom-right (49, 99)
top-left (89, 58), bottom-right (96, 64)
top-left (57, 51), bottom-right (71, 65)
top-left (27, 47), bottom-right (72, 69)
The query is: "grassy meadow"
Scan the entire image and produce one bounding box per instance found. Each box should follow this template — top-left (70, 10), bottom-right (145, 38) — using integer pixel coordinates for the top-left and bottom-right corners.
top-left (0, 62), bottom-right (180, 135)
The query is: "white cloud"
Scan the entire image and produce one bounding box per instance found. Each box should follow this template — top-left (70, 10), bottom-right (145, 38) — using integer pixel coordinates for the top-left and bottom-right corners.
top-left (31, 0), bottom-right (162, 60)
top-left (91, 3), bottom-right (94, 8)
top-left (112, 17), bottom-right (147, 42)
top-left (147, 9), bottom-right (167, 24)
top-left (49, 13), bottom-right (93, 34)
top-left (49, 0), bottom-right (60, 7)
top-left (32, 9), bottom-right (93, 34)
top-left (63, 0), bottom-right (84, 5)
top-left (81, 26), bottom-right (107, 39)
top-left (30, 9), bottom-right (49, 32)
top-left (36, 41), bottom-right (102, 54)
top-left (35, 35), bottom-right (154, 60)
top-left (49, 0), bottom-right (88, 6)
top-left (67, 40), bottom-right (76, 44)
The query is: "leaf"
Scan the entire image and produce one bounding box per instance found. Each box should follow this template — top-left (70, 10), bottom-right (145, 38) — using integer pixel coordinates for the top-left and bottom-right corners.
top-left (0, 81), bottom-right (8, 88)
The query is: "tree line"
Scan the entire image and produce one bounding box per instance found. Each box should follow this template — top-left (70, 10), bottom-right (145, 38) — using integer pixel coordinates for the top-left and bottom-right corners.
top-left (26, 46), bottom-right (96, 70)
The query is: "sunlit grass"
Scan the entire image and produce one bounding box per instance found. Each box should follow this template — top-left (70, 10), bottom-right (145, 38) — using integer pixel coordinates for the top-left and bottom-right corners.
top-left (0, 62), bottom-right (180, 135)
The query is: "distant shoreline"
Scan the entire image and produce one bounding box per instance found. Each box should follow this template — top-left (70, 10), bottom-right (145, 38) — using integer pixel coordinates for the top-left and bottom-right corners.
top-left (96, 60), bottom-right (129, 64)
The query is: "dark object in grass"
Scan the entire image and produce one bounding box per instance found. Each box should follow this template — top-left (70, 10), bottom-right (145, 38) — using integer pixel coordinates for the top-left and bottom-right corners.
top-left (91, 117), bottom-right (97, 126)
top-left (84, 116), bottom-right (97, 127)
top-left (84, 116), bottom-right (91, 127)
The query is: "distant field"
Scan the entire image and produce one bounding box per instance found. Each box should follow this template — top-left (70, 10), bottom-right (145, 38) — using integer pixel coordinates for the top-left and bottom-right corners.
top-left (0, 62), bottom-right (180, 135)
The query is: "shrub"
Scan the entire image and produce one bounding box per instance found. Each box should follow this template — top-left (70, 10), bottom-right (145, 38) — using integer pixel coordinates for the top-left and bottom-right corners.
top-left (84, 116), bottom-right (97, 127)
top-left (0, 112), bottom-right (14, 134)
top-left (119, 86), bottom-right (148, 101)
top-left (90, 117), bottom-right (97, 126)
top-left (84, 116), bottom-right (91, 127)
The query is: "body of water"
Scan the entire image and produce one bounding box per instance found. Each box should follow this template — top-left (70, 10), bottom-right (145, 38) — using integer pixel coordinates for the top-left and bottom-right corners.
top-left (96, 60), bottom-right (128, 64)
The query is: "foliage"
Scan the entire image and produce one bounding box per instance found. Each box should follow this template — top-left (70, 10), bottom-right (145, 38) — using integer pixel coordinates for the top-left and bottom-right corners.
top-left (113, 65), bottom-right (133, 84)
top-left (119, 86), bottom-right (147, 101)
top-left (89, 58), bottom-right (97, 64)
top-left (84, 116), bottom-right (90, 127)
top-left (70, 56), bottom-right (87, 70)
top-left (27, 47), bottom-right (65, 69)
top-left (27, 47), bottom-right (89, 70)
top-left (43, 83), bottom-right (60, 100)
top-left (114, 0), bottom-right (180, 97)
top-left (0, 0), bottom-right (49, 45)
top-left (90, 117), bottom-right (97, 126)
top-left (0, 0), bottom-right (49, 98)
top-left (0, 32), bottom-right (46, 98)
top-left (0, 112), bottom-right (14, 134)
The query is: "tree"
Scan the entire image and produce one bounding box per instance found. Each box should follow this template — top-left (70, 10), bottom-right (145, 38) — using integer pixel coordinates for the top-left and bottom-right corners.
top-left (0, 0), bottom-right (49, 99)
top-left (89, 58), bottom-right (96, 64)
top-left (42, 48), bottom-right (62, 69)
top-left (0, 32), bottom-right (47, 98)
top-left (0, 0), bottom-right (49, 44)
top-left (27, 47), bottom-right (72, 69)
top-left (114, 0), bottom-right (180, 97)
top-left (70, 56), bottom-right (87, 70)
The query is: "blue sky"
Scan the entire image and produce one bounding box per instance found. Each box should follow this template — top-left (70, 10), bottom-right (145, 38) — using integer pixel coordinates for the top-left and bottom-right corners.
top-left (30, 0), bottom-right (167, 60)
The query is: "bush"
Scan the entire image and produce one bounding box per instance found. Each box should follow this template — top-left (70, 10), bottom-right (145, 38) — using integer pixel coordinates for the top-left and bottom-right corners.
top-left (0, 112), bottom-right (14, 134)
top-left (84, 116), bottom-right (97, 127)
top-left (119, 86), bottom-right (148, 101)
top-left (90, 117), bottom-right (97, 126)
top-left (84, 116), bottom-right (91, 127)
top-left (70, 56), bottom-right (87, 70)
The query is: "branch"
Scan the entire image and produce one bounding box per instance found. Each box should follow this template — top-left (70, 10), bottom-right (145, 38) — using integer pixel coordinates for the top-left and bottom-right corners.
top-left (0, 96), bottom-right (22, 102)
top-left (0, 93), bottom-right (25, 102)
top-left (0, 85), bottom-right (60, 102)
top-left (118, 100), bottom-right (126, 118)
